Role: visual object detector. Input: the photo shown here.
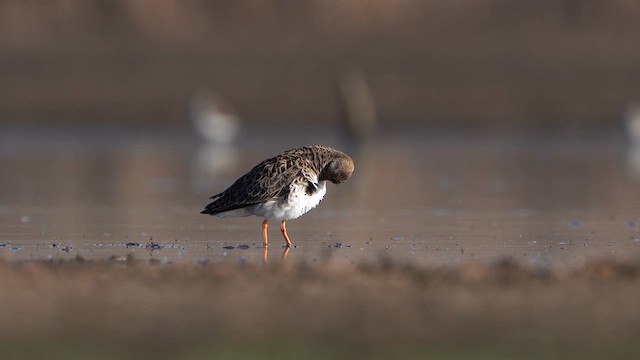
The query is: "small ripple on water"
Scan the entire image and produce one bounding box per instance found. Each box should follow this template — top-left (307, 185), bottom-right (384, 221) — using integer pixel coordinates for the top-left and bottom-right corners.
top-left (432, 208), bottom-right (449, 217)
top-left (513, 209), bottom-right (531, 217)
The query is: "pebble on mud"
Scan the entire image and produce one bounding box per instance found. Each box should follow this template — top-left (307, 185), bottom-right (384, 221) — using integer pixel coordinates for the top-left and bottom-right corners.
top-left (108, 254), bottom-right (135, 262)
top-left (146, 242), bottom-right (164, 250)
top-left (569, 219), bottom-right (582, 229)
top-left (329, 242), bottom-right (350, 248)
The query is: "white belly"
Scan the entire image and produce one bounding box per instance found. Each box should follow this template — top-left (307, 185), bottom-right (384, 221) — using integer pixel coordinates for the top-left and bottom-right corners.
top-left (253, 181), bottom-right (327, 221)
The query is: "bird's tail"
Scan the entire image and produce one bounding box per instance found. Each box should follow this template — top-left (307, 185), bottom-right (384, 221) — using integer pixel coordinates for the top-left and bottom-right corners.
top-left (201, 193), bottom-right (223, 215)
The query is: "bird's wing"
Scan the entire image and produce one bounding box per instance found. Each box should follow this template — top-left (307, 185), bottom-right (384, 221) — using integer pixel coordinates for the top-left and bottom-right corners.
top-left (202, 155), bottom-right (312, 215)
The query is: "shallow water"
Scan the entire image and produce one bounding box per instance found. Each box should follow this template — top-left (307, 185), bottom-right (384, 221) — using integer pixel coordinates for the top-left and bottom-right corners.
top-left (2, 125), bottom-right (640, 267)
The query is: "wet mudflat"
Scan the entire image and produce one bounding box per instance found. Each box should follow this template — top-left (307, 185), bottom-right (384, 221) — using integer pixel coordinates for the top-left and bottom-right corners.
top-left (2, 125), bottom-right (640, 266)
top-left (2, 125), bottom-right (640, 358)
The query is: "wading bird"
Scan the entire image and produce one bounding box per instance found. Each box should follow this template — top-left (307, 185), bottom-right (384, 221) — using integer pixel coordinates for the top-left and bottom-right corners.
top-left (201, 145), bottom-right (354, 247)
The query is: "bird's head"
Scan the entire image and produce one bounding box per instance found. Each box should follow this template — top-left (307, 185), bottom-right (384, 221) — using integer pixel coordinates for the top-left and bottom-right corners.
top-left (320, 155), bottom-right (354, 184)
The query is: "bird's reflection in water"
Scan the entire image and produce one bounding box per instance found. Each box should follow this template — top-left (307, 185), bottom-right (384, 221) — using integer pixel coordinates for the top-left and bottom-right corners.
top-left (262, 246), bottom-right (290, 265)
top-left (189, 90), bottom-right (241, 193)
top-left (192, 143), bottom-right (239, 193)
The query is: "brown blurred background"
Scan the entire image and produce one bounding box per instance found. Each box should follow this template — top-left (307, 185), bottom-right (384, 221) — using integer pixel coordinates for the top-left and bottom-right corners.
top-left (1, 0), bottom-right (639, 129)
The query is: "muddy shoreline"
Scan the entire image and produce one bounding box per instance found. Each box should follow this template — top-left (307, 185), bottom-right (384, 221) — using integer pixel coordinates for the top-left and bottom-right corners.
top-left (2, 257), bottom-right (640, 351)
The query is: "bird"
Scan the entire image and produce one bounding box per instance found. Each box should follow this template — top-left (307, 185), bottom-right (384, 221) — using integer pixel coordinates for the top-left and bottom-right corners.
top-left (201, 145), bottom-right (354, 247)
top-left (189, 90), bottom-right (240, 144)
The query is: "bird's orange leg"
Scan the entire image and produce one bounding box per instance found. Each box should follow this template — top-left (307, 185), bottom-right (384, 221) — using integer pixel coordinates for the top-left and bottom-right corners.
top-left (262, 219), bottom-right (269, 247)
top-left (280, 220), bottom-right (292, 247)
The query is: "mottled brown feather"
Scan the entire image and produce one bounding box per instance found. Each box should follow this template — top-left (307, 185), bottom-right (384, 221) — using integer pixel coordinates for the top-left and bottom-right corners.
top-left (201, 145), bottom-right (352, 216)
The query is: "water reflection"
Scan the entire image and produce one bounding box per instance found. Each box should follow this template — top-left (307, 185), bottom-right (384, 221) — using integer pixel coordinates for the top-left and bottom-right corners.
top-left (192, 143), bottom-right (239, 193)
top-left (261, 246), bottom-right (291, 265)
top-left (1, 126), bottom-right (640, 266)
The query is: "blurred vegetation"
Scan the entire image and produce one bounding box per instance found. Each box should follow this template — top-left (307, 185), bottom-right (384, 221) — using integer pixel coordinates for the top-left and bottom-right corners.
top-left (1, 0), bottom-right (639, 128)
